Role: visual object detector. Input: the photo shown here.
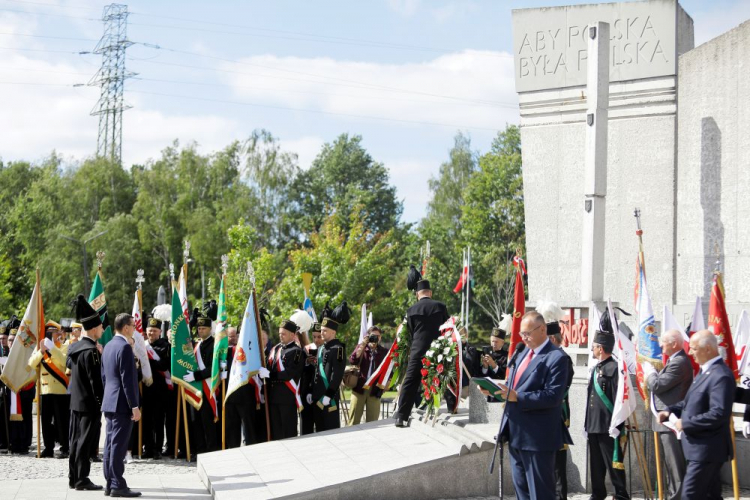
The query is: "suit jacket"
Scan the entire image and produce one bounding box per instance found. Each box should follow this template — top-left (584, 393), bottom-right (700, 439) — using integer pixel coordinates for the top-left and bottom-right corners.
top-left (735, 386), bottom-right (750, 422)
top-left (66, 336), bottom-right (104, 413)
top-left (647, 350), bottom-right (693, 431)
top-left (267, 341), bottom-right (305, 406)
top-left (669, 359), bottom-right (734, 463)
top-left (500, 341), bottom-right (572, 452)
top-left (101, 335), bottom-right (139, 415)
top-left (407, 297), bottom-right (450, 350)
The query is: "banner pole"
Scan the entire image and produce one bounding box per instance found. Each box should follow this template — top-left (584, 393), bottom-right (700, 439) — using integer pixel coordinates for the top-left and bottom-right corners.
top-left (174, 389), bottom-right (181, 459)
top-left (181, 386), bottom-right (191, 462)
top-left (36, 366), bottom-right (41, 459)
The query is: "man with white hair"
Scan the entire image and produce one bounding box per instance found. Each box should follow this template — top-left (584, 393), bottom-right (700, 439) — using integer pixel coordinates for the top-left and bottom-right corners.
top-left (643, 329), bottom-right (693, 500)
top-left (658, 330), bottom-right (735, 500)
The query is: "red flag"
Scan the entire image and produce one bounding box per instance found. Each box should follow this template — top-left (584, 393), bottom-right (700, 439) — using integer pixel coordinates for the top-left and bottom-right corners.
top-left (708, 272), bottom-right (738, 379)
top-left (506, 256), bottom-right (526, 377)
top-left (453, 264), bottom-right (468, 293)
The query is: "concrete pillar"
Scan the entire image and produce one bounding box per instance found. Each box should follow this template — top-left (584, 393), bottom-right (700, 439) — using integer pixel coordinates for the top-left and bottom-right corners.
top-left (581, 22), bottom-right (610, 303)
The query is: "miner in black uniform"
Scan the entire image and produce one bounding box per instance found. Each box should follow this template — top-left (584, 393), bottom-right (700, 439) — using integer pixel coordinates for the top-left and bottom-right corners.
top-left (142, 317), bottom-right (171, 459)
top-left (300, 323), bottom-right (323, 435)
top-left (67, 294), bottom-right (105, 491)
top-left (266, 319), bottom-right (305, 440)
top-left (444, 326), bottom-right (479, 413)
top-left (585, 315), bottom-right (629, 500)
top-left (6, 316), bottom-right (36, 455)
top-left (480, 322), bottom-right (511, 380)
top-left (394, 266), bottom-right (449, 427)
top-left (0, 319), bottom-right (11, 452)
top-left (183, 313), bottom-right (217, 455)
top-left (310, 302), bottom-right (350, 432)
top-left (547, 319), bottom-right (574, 500)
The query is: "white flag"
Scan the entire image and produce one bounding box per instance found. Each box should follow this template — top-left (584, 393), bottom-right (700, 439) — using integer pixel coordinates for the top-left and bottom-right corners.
top-left (688, 296), bottom-right (705, 334)
top-left (178, 267), bottom-right (190, 323)
top-left (358, 303), bottom-right (368, 344)
top-left (608, 298), bottom-right (637, 439)
top-left (0, 278), bottom-right (44, 392)
top-left (588, 302), bottom-right (602, 376)
top-left (735, 311), bottom-right (750, 389)
top-left (131, 291), bottom-right (153, 386)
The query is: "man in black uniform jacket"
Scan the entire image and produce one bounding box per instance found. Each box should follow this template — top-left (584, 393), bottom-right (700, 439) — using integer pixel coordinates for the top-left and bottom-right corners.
top-left (585, 318), bottom-right (629, 500)
top-left (266, 319), bottom-right (305, 440)
top-left (480, 323), bottom-right (511, 380)
top-left (300, 323), bottom-right (323, 435)
top-left (183, 313), bottom-right (217, 455)
top-left (142, 317), bottom-right (171, 459)
top-left (310, 302), bottom-right (350, 432)
top-left (394, 266), bottom-right (449, 427)
top-left (547, 319), bottom-right (575, 500)
top-left (67, 294), bottom-right (105, 491)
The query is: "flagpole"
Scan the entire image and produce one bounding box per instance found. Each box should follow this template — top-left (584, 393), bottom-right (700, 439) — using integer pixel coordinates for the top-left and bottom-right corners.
top-left (136, 269), bottom-right (144, 460)
top-left (182, 240), bottom-right (192, 462)
top-left (248, 261), bottom-right (272, 442)
top-left (35, 268), bottom-right (41, 459)
top-left (221, 255), bottom-right (228, 451)
top-left (466, 246), bottom-right (471, 337)
top-left (635, 209), bottom-right (663, 500)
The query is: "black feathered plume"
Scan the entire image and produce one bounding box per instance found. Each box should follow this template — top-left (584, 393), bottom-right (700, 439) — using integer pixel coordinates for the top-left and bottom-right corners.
top-left (331, 301), bottom-right (351, 325)
top-left (203, 300), bottom-right (218, 321)
top-left (189, 307), bottom-right (200, 330)
top-left (407, 265), bottom-right (422, 291)
top-left (321, 302), bottom-right (333, 321)
top-left (259, 307), bottom-right (271, 332)
top-left (599, 306), bottom-right (614, 334)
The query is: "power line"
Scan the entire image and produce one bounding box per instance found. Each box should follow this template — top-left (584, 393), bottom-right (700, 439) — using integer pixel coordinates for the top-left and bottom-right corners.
top-left (0, 31), bottom-right (97, 41)
top-left (0, 6), bottom-right (98, 21)
top-left (0, 0), bottom-right (100, 12)
top-left (127, 89), bottom-right (503, 132)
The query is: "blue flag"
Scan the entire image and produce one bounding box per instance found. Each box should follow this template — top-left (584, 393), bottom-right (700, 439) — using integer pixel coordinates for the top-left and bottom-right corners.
top-left (225, 289), bottom-right (263, 401)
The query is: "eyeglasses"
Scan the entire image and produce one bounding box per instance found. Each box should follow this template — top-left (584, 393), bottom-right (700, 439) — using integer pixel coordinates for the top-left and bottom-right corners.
top-left (519, 324), bottom-right (541, 338)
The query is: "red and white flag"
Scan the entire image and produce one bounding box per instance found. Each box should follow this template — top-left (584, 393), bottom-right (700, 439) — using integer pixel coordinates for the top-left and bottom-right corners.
top-left (708, 273), bottom-right (738, 379)
top-left (608, 299), bottom-right (637, 438)
top-left (506, 256), bottom-right (526, 378)
top-left (688, 295), bottom-right (705, 335)
top-left (453, 256), bottom-right (469, 293)
top-left (131, 291), bottom-right (153, 386)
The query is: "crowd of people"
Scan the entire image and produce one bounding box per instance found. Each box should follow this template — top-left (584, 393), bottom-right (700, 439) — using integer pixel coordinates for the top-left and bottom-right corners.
top-left (1, 263), bottom-right (750, 500)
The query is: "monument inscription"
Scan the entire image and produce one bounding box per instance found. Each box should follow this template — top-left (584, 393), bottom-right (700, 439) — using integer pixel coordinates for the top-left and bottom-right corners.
top-left (512, 0), bottom-right (678, 92)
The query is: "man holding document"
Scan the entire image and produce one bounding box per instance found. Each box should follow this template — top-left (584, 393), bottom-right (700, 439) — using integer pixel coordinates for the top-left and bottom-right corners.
top-left (497, 311), bottom-right (571, 500)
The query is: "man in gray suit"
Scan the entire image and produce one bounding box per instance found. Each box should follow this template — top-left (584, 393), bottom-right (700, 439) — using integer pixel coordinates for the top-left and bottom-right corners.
top-left (643, 329), bottom-right (693, 500)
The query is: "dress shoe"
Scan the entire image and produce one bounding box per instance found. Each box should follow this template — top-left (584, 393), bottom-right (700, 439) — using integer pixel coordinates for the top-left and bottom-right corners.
top-left (40, 449), bottom-right (54, 458)
top-left (140, 451), bottom-right (154, 459)
top-left (91, 456), bottom-right (102, 463)
top-left (57, 450), bottom-right (69, 459)
top-left (394, 417), bottom-right (406, 428)
top-left (153, 451), bottom-right (162, 460)
top-left (110, 488), bottom-right (142, 497)
top-left (76, 482), bottom-right (104, 491)
top-left (104, 489), bottom-right (110, 496)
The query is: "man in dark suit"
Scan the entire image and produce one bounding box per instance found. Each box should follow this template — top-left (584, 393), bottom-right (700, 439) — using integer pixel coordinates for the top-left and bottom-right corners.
top-left (267, 319), bottom-right (305, 439)
top-left (67, 295), bottom-right (105, 491)
top-left (644, 329), bottom-right (693, 500)
top-left (547, 320), bottom-right (574, 500)
top-left (101, 313), bottom-right (141, 498)
top-left (659, 330), bottom-right (735, 500)
top-left (498, 311), bottom-right (571, 500)
top-left (394, 265), bottom-right (450, 427)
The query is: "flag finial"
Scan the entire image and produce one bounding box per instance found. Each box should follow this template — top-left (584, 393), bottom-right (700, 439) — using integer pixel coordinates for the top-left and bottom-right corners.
top-left (169, 263), bottom-right (175, 281)
top-left (247, 261), bottom-right (255, 289)
top-left (96, 251), bottom-right (105, 269)
top-left (183, 240), bottom-right (191, 264)
top-left (714, 243), bottom-right (722, 274)
top-left (135, 269), bottom-right (144, 289)
top-left (221, 254), bottom-right (229, 276)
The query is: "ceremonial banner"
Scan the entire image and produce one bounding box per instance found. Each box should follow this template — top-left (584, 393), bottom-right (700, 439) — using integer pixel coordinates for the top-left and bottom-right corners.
top-left (178, 267), bottom-right (190, 323)
top-left (588, 303), bottom-right (602, 376)
top-left (453, 256), bottom-right (468, 293)
top-left (357, 303), bottom-right (368, 344)
top-left (733, 310), bottom-right (749, 361)
top-left (210, 277), bottom-right (229, 399)
top-left (634, 258), bottom-right (661, 404)
top-left (688, 295), bottom-right (705, 334)
top-left (708, 272), bottom-right (738, 379)
top-left (169, 288), bottom-right (202, 409)
top-left (608, 299), bottom-right (637, 439)
top-left (0, 277), bottom-right (44, 392)
top-left (89, 272), bottom-right (112, 345)
top-left (131, 291), bottom-right (153, 385)
top-left (506, 255), bottom-right (526, 377)
top-left (737, 311), bottom-right (750, 390)
top-left (226, 289), bottom-right (263, 402)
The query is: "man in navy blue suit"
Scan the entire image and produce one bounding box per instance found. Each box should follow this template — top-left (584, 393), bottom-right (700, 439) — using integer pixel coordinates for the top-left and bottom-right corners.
top-left (498, 311), bottom-right (572, 500)
top-left (659, 330), bottom-right (735, 500)
top-left (101, 313), bottom-right (142, 498)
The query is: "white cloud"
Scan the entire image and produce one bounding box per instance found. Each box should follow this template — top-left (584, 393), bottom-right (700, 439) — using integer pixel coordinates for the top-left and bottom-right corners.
top-left (279, 136), bottom-right (324, 169)
top-left (219, 50), bottom-right (518, 134)
top-left (384, 158), bottom-right (436, 223)
top-left (386, 0), bottom-right (422, 17)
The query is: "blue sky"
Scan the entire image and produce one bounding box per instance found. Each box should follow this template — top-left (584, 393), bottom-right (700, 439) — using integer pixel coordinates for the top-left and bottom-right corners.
top-left (0, 0), bottom-right (747, 222)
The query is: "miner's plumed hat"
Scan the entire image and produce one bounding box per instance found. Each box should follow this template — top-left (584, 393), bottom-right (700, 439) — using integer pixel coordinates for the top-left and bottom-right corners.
top-left (407, 265), bottom-right (430, 292)
top-left (196, 314), bottom-right (212, 328)
top-left (320, 301), bottom-right (351, 332)
top-left (279, 320), bottom-right (299, 334)
top-left (147, 317), bottom-right (163, 329)
top-left (593, 330), bottom-right (615, 351)
top-left (203, 300), bottom-right (218, 322)
top-left (72, 294), bottom-right (102, 330)
top-left (491, 327), bottom-right (506, 340)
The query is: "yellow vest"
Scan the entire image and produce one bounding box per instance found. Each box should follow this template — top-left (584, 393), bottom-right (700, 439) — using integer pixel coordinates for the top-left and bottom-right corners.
top-left (27, 346), bottom-right (68, 396)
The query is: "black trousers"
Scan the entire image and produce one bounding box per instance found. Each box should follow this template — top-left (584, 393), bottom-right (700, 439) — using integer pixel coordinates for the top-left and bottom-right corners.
top-left (0, 388), bottom-right (10, 450)
top-left (69, 410), bottom-right (101, 487)
top-left (164, 388), bottom-right (177, 454)
top-left (312, 404), bottom-right (340, 432)
top-left (189, 399), bottom-right (217, 454)
top-left (225, 387), bottom-right (258, 448)
top-left (300, 404), bottom-right (315, 435)
top-left (554, 448), bottom-right (567, 500)
top-left (269, 404), bottom-right (298, 440)
top-left (394, 339), bottom-right (431, 420)
top-left (588, 433), bottom-right (629, 500)
top-left (41, 394), bottom-right (70, 453)
top-left (142, 388), bottom-right (166, 455)
top-left (9, 392), bottom-right (33, 453)
top-left (682, 459), bottom-right (723, 500)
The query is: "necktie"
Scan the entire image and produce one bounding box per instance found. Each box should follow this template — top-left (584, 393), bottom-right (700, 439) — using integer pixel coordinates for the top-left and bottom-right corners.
top-left (513, 350), bottom-right (535, 388)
